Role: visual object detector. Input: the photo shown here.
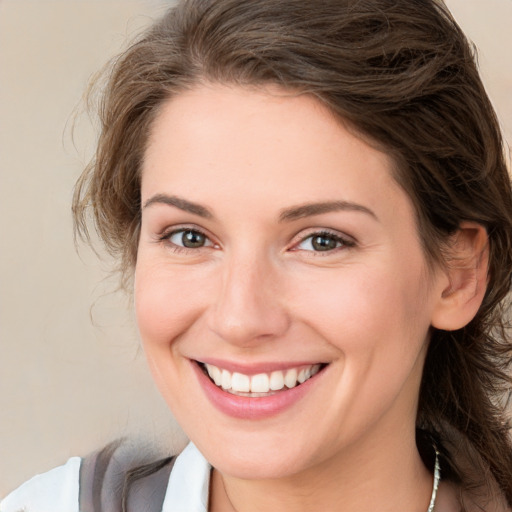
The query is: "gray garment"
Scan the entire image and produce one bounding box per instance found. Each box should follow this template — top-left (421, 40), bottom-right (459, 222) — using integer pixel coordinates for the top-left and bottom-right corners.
top-left (79, 440), bottom-right (176, 512)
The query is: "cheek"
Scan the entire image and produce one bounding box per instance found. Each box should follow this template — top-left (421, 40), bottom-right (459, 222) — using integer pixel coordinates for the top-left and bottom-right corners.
top-left (134, 261), bottom-right (211, 416)
top-left (291, 255), bottom-right (432, 359)
top-left (295, 257), bottom-right (432, 425)
top-left (134, 261), bottom-right (208, 349)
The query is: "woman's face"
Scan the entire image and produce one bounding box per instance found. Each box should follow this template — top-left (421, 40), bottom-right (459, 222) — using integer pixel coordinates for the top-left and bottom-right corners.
top-left (135, 85), bottom-right (447, 479)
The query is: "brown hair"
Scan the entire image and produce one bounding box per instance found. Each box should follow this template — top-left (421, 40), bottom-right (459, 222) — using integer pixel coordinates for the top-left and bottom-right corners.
top-left (73, 0), bottom-right (512, 506)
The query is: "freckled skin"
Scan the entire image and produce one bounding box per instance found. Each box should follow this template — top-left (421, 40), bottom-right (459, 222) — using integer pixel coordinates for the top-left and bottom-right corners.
top-left (135, 85), bottom-right (451, 510)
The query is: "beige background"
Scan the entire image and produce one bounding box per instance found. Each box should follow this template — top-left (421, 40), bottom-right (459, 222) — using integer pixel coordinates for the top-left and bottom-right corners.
top-left (1, 0), bottom-right (511, 495)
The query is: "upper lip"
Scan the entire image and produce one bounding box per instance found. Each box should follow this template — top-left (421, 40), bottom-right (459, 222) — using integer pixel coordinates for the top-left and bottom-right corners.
top-left (194, 358), bottom-right (328, 375)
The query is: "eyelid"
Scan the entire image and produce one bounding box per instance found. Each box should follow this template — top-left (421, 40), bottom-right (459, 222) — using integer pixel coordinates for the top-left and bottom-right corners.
top-left (169, 229), bottom-right (214, 247)
top-left (290, 228), bottom-right (356, 253)
top-left (153, 224), bottom-right (355, 255)
top-left (155, 224), bottom-right (219, 252)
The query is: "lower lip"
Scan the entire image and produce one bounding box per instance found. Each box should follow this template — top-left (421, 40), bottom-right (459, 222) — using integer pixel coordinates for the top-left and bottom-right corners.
top-left (192, 361), bottom-right (325, 420)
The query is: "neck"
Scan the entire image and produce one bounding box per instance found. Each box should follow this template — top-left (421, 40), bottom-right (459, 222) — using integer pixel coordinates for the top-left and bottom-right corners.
top-left (210, 426), bottom-right (434, 512)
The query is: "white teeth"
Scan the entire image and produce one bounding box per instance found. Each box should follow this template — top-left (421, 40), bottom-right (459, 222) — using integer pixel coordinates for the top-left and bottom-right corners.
top-left (204, 363), bottom-right (323, 394)
top-left (269, 371), bottom-right (285, 391)
top-left (221, 369), bottom-right (231, 390)
top-left (231, 372), bottom-right (250, 392)
top-left (251, 373), bottom-right (270, 393)
top-left (284, 368), bottom-right (298, 388)
top-left (206, 364), bottom-right (222, 386)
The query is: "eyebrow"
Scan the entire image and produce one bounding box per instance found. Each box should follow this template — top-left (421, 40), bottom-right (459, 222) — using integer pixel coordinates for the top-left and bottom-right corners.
top-left (143, 194), bottom-right (213, 219)
top-left (278, 201), bottom-right (378, 222)
top-left (143, 194), bottom-right (377, 223)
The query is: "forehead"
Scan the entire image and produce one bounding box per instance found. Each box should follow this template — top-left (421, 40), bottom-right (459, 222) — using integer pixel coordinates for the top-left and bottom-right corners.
top-left (141, 84), bottom-right (411, 225)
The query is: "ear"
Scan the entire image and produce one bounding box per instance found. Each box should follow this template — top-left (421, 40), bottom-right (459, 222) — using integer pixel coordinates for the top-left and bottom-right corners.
top-left (431, 222), bottom-right (489, 331)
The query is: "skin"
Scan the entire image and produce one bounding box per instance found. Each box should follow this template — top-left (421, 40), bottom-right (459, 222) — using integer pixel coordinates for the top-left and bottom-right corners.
top-left (135, 84), bottom-right (475, 511)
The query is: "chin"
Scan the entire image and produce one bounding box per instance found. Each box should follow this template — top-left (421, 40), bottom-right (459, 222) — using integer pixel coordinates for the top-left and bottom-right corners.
top-left (211, 449), bottom-right (308, 480)
top-left (190, 425), bottom-right (325, 481)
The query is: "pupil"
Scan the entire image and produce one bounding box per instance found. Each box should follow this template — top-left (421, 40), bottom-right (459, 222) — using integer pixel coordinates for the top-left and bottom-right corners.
top-left (312, 235), bottom-right (337, 251)
top-left (182, 230), bottom-right (205, 248)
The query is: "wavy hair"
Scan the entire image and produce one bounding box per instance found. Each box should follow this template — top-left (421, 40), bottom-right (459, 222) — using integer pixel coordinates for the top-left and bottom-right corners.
top-left (73, 0), bottom-right (512, 507)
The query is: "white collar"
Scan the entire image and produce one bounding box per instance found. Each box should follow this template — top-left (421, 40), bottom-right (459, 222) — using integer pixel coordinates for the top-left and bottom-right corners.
top-left (162, 442), bottom-right (211, 512)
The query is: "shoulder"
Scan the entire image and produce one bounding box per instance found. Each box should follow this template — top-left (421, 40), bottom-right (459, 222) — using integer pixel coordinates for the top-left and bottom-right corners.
top-left (0, 442), bottom-right (211, 512)
top-left (79, 440), bottom-right (211, 512)
top-left (0, 456), bottom-right (81, 512)
top-left (437, 480), bottom-right (512, 512)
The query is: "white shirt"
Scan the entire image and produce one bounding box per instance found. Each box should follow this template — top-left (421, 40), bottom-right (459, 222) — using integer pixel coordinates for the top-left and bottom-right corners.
top-left (0, 442), bottom-right (211, 512)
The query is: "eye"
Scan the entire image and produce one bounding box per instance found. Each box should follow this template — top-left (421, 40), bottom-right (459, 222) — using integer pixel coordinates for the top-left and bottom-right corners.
top-left (296, 231), bottom-right (351, 252)
top-left (167, 229), bottom-right (214, 249)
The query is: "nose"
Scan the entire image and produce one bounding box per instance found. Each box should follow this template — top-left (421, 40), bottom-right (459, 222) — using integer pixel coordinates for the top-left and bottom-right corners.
top-left (206, 253), bottom-right (290, 346)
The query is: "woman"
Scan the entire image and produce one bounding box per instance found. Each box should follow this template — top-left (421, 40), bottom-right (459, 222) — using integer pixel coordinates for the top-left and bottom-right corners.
top-left (2, 0), bottom-right (511, 510)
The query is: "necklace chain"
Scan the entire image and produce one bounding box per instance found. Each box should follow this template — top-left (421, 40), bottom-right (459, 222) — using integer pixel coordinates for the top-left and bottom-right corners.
top-left (427, 449), bottom-right (441, 512)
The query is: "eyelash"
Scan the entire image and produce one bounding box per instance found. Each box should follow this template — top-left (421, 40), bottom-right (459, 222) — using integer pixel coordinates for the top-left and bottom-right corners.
top-left (156, 227), bottom-right (355, 255)
top-left (293, 230), bottom-right (355, 255)
top-left (156, 226), bottom-right (215, 254)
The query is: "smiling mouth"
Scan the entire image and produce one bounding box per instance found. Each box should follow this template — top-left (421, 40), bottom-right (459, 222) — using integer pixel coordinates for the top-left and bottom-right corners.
top-left (198, 362), bottom-right (327, 397)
